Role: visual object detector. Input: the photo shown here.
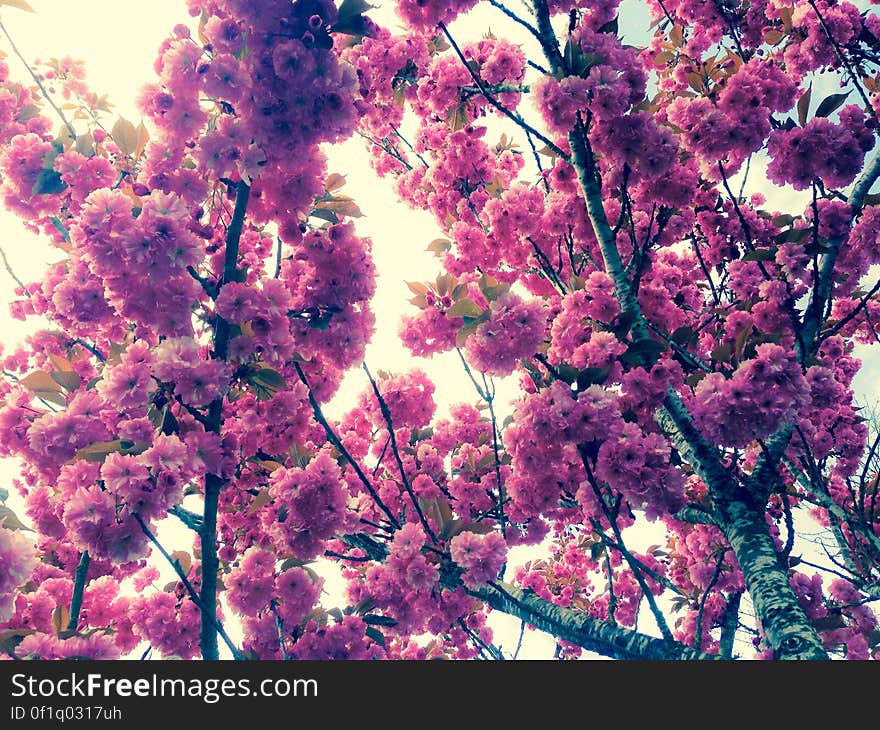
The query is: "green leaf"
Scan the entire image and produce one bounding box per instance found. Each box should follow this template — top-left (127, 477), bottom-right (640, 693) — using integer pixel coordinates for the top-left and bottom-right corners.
top-left (51, 604), bottom-right (69, 636)
top-left (363, 614), bottom-right (398, 627)
top-left (742, 248), bottom-right (775, 262)
top-left (0, 629), bottom-right (36, 657)
top-left (307, 309), bottom-right (335, 330)
top-left (331, 0), bottom-right (375, 36)
top-left (445, 298), bottom-right (484, 318)
top-left (309, 208), bottom-right (339, 225)
top-left (49, 216), bottom-right (71, 243)
top-left (32, 169), bottom-right (67, 196)
top-left (771, 214), bottom-right (795, 228)
top-left (478, 273), bottom-right (510, 302)
top-left (621, 338), bottom-right (667, 366)
top-left (426, 238), bottom-right (451, 256)
top-left (459, 522), bottom-right (496, 535)
top-left (455, 319), bottom-right (482, 347)
top-left (19, 370), bottom-right (63, 395)
top-left (774, 227), bottom-right (811, 244)
top-left (562, 40), bottom-right (603, 77)
top-left (446, 104), bottom-right (469, 131)
top-left (598, 16), bottom-right (619, 35)
top-left (711, 342), bottom-right (733, 364)
top-left (15, 104), bottom-right (40, 122)
top-left (814, 91), bottom-right (850, 119)
top-left (612, 309), bottom-right (638, 338)
top-left (671, 326), bottom-right (694, 345)
top-left (576, 366), bottom-right (611, 389)
top-left (18, 370), bottom-right (67, 406)
top-left (364, 626), bottom-right (386, 647)
top-left (555, 363), bottom-right (579, 385)
top-left (248, 367), bottom-right (287, 400)
top-left (314, 195), bottom-right (363, 219)
top-left (278, 557), bottom-right (314, 571)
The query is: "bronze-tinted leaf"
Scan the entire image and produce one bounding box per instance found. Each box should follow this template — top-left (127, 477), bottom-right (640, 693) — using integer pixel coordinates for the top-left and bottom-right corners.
top-left (0, 504), bottom-right (33, 532)
top-left (797, 84), bottom-right (812, 127)
top-left (111, 117), bottom-right (139, 156)
top-left (171, 551), bottom-right (192, 576)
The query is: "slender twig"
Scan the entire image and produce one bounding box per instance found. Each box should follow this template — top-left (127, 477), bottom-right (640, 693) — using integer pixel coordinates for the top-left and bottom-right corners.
top-left (644, 319), bottom-right (713, 373)
top-left (822, 278), bottom-right (880, 339)
top-left (391, 126), bottom-right (430, 169)
top-left (801, 151), bottom-right (880, 353)
top-left (604, 545), bottom-right (617, 621)
top-left (169, 505), bottom-right (203, 531)
top-left (72, 338), bottom-right (106, 363)
top-left (738, 155), bottom-right (752, 202)
top-left (694, 550), bottom-right (727, 651)
top-left (806, 0), bottom-right (877, 122)
top-left (456, 348), bottom-right (487, 399)
top-left (0, 19), bottom-right (77, 139)
top-left (785, 455), bottom-right (880, 558)
top-left (294, 361), bottom-right (400, 529)
top-left (527, 236), bottom-right (567, 293)
top-left (582, 458), bottom-right (675, 641)
top-left (796, 555), bottom-right (858, 584)
top-left (481, 373), bottom-right (508, 536)
top-left (458, 618), bottom-right (505, 660)
top-left (323, 550), bottom-right (372, 563)
top-left (187, 265), bottom-right (217, 299)
top-left (0, 244), bottom-right (28, 292)
top-left (270, 600), bottom-right (290, 660)
top-left (362, 362), bottom-right (438, 543)
top-left (438, 22), bottom-right (569, 160)
top-left (523, 127), bottom-right (550, 192)
top-left (372, 435), bottom-right (391, 477)
top-left (134, 513), bottom-right (244, 660)
top-left (511, 619), bottom-right (527, 659)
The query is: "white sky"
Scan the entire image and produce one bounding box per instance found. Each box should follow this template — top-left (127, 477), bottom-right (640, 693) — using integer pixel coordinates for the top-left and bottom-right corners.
top-left (0, 0), bottom-right (878, 660)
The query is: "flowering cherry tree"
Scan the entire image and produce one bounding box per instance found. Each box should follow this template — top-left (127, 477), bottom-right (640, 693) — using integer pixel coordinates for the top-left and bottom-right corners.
top-left (1, 0), bottom-right (880, 661)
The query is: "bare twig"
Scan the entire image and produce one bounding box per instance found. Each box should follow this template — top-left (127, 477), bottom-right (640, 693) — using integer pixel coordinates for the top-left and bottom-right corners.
top-left (0, 19), bottom-right (77, 139)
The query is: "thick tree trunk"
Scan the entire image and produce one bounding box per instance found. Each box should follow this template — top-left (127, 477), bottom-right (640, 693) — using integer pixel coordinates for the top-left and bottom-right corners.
top-left (718, 498), bottom-right (829, 659)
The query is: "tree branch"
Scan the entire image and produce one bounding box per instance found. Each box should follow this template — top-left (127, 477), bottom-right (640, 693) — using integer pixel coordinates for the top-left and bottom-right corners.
top-left (295, 361), bottom-right (401, 529)
top-left (438, 21), bottom-right (569, 160)
top-left (199, 180), bottom-right (249, 661)
top-left (475, 581), bottom-right (722, 660)
top-left (362, 362), bottom-right (438, 543)
top-left (66, 551), bottom-right (90, 632)
top-left (135, 514), bottom-right (243, 660)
